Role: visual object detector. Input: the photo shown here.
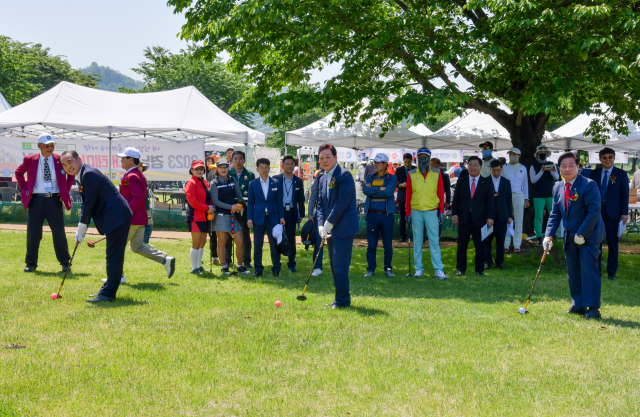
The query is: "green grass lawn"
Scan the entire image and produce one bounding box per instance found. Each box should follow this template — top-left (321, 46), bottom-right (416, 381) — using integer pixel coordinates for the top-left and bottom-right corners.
top-left (1, 229), bottom-right (640, 416)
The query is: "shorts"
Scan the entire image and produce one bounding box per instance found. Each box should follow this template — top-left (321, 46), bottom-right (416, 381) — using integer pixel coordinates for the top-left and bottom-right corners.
top-left (188, 220), bottom-right (211, 233)
top-left (212, 213), bottom-right (243, 233)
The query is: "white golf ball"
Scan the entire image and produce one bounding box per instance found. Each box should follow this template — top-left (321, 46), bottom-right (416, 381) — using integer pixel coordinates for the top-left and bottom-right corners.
top-left (519, 307), bottom-right (526, 314)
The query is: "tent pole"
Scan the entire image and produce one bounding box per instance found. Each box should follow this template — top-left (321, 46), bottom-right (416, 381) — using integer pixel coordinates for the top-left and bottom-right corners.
top-left (108, 126), bottom-right (112, 180)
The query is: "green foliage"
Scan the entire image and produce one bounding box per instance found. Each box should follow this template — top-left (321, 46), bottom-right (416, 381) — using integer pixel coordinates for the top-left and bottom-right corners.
top-left (78, 62), bottom-right (145, 92)
top-left (170, 0), bottom-right (640, 148)
top-left (122, 46), bottom-right (253, 126)
top-left (0, 36), bottom-right (98, 106)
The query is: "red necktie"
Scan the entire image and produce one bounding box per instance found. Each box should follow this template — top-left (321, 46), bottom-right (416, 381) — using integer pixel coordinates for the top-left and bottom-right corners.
top-left (564, 183), bottom-right (571, 211)
top-left (471, 178), bottom-right (476, 199)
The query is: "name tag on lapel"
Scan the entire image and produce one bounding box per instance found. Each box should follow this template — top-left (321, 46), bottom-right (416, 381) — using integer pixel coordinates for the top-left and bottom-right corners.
top-left (295, 187), bottom-right (300, 190)
top-left (271, 188), bottom-right (277, 191)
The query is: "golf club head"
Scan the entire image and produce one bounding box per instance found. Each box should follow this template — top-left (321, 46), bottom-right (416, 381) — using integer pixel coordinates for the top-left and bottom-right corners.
top-left (296, 295), bottom-right (307, 301)
top-left (406, 272), bottom-right (412, 277)
top-left (87, 241), bottom-right (95, 248)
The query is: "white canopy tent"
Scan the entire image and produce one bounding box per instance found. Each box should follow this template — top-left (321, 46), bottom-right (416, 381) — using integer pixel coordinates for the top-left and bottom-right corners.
top-left (0, 92), bottom-right (10, 113)
top-left (549, 110), bottom-right (640, 152)
top-left (0, 82), bottom-right (265, 176)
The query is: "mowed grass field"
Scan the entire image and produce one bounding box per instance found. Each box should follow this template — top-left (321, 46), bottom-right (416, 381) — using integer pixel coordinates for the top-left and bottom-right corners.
top-left (2, 229), bottom-right (640, 416)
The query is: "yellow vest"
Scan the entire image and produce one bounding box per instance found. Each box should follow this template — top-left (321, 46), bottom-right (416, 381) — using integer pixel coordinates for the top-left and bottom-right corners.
top-left (410, 168), bottom-right (440, 211)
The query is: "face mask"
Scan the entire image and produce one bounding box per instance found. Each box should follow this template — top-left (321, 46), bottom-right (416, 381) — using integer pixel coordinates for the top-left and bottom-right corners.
top-left (509, 154), bottom-right (519, 164)
top-left (418, 155), bottom-right (430, 172)
top-left (481, 149), bottom-right (492, 159)
top-left (538, 153), bottom-right (547, 161)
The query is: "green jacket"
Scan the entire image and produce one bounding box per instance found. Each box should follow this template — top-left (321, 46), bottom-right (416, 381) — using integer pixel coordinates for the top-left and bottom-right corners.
top-left (229, 167), bottom-right (255, 201)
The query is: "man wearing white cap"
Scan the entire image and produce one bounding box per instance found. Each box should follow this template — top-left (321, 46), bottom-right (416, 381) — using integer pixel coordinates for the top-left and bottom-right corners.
top-left (115, 147), bottom-right (176, 281)
top-left (15, 134), bottom-right (75, 273)
top-left (501, 147), bottom-right (530, 253)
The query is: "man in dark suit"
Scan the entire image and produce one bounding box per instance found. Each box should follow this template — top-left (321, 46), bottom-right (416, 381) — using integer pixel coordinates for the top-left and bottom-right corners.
top-left (484, 160), bottom-right (512, 270)
top-left (15, 134), bottom-right (75, 272)
top-left (274, 156), bottom-right (305, 273)
top-left (544, 152), bottom-right (606, 319)
top-left (451, 155), bottom-right (495, 276)
top-left (588, 147), bottom-right (629, 280)
top-left (395, 153), bottom-right (415, 242)
top-left (60, 150), bottom-right (133, 303)
top-left (247, 158), bottom-right (285, 277)
top-left (317, 144), bottom-right (359, 309)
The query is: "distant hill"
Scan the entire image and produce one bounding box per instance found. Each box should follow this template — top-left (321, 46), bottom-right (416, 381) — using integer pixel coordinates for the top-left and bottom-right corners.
top-left (78, 62), bottom-right (145, 92)
top-left (249, 113), bottom-right (277, 134)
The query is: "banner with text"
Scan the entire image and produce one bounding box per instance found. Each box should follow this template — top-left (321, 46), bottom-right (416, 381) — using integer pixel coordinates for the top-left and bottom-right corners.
top-left (0, 136), bottom-right (204, 181)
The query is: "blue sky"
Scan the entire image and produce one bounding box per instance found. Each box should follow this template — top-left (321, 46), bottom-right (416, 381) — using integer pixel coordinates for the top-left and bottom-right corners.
top-left (2, 0), bottom-right (340, 83)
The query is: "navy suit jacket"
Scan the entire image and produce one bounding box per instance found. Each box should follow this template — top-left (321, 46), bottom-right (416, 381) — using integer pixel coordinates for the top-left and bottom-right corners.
top-left (273, 173), bottom-right (305, 219)
top-left (545, 175), bottom-right (605, 249)
top-left (317, 164), bottom-right (359, 238)
top-left (452, 175), bottom-right (496, 228)
top-left (588, 167), bottom-right (629, 220)
top-left (490, 177), bottom-right (513, 223)
top-left (79, 165), bottom-right (132, 235)
top-left (248, 176), bottom-right (285, 227)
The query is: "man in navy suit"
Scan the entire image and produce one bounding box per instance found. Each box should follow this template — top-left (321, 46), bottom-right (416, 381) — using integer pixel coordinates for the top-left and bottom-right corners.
top-left (274, 156), bottom-right (305, 273)
top-left (588, 147), bottom-right (629, 280)
top-left (484, 160), bottom-right (512, 270)
top-left (247, 158), bottom-right (285, 277)
top-left (60, 150), bottom-right (133, 303)
top-left (544, 152), bottom-right (606, 319)
top-left (317, 144), bottom-right (359, 309)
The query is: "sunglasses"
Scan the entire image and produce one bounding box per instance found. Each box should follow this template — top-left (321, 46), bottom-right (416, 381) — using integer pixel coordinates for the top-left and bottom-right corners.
top-left (600, 155), bottom-right (614, 160)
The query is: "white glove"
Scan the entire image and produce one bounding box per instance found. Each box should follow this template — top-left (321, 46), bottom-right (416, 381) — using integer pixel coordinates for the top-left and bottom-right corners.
top-left (75, 223), bottom-right (88, 243)
top-left (318, 226), bottom-right (327, 240)
top-left (542, 236), bottom-right (553, 251)
top-left (324, 221), bottom-right (333, 235)
top-left (574, 235), bottom-right (585, 245)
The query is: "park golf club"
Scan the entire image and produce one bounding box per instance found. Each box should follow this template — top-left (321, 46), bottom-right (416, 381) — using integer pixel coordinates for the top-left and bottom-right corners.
top-left (520, 237), bottom-right (553, 314)
top-left (87, 237), bottom-right (106, 248)
top-left (297, 236), bottom-right (327, 301)
top-left (51, 241), bottom-right (79, 300)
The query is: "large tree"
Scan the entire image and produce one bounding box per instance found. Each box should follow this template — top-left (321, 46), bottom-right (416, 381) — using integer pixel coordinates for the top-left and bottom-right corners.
top-left (170, 0), bottom-right (640, 162)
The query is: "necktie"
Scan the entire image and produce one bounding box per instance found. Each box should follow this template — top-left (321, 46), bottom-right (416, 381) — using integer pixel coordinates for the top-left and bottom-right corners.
top-left (600, 171), bottom-right (609, 201)
top-left (43, 157), bottom-right (51, 182)
top-left (471, 178), bottom-right (476, 199)
top-left (565, 183), bottom-right (571, 211)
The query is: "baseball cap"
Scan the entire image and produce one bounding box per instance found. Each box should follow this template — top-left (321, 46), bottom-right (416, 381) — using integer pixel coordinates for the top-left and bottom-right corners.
top-left (508, 147), bottom-right (521, 155)
top-left (417, 148), bottom-right (431, 156)
top-left (479, 141), bottom-right (493, 149)
top-left (37, 134), bottom-right (55, 145)
top-left (373, 154), bottom-right (389, 163)
top-left (116, 147), bottom-right (141, 159)
top-left (190, 160), bottom-right (205, 170)
top-left (216, 158), bottom-right (230, 166)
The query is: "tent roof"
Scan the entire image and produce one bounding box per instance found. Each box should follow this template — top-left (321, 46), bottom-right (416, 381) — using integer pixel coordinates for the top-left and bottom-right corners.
top-left (549, 110), bottom-right (640, 151)
top-left (285, 111), bottom-right (427, 149)
top-left (0, 81), bottom-right (265, 144)
top-left (0, 92), bottom-right (10, 113)
top-left (408, 123), bottom-right (434, 137)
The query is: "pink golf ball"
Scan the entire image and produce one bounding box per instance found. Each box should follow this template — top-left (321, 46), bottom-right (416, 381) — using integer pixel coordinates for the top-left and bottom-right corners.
top-left (51, 293), bottom-right (58, 300)
top-left (275, 300), bottom-right (281, 307)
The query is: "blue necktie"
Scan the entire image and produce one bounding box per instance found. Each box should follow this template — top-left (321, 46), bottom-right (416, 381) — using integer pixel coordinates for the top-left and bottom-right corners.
top-left (600, 171), bottom-right (609, 201)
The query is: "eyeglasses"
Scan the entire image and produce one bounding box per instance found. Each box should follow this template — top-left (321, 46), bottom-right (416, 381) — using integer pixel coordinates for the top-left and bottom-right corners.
top-left (600, 155), bottom-right (614, 160)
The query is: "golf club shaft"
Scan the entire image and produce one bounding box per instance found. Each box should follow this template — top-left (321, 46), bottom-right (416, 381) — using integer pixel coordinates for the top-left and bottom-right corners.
top-left (524, 238), bottom-right (553, 310)
top-left (88, 236), bottom-right (106, 247)
top-left (57, 241), bottom-right (79, 296)
top-left (300, 237), bottom-right (326, 296)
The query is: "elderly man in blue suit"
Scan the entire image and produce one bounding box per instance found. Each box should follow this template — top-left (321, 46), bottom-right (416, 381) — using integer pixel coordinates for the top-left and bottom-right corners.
top-left (544, 152), bottom-right (606, 319)
top-left (587, 147), bottom-right (629, 280)
top-left (317, 144), bottom-right (359, 309)
top-left (247, 158), bottom-right (285, 278)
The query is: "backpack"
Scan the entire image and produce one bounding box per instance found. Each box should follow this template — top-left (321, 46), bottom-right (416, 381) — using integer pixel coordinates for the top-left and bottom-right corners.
top-left (300, 219), bottom-right (317, 250)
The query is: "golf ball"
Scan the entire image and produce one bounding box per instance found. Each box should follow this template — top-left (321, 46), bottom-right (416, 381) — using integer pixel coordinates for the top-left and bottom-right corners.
top-left (275, 300), bottom-right (281, 307)
top-left (51, 293), bottom-right (58, 300)
top-left (518, 307), bottom-right (526, 314)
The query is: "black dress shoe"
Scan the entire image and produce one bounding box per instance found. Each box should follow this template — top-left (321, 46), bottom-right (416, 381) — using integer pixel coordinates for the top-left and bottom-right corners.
top-left (567, 306), bottom-right (587, 315)
top-left (24, 265), bottom-right (37, 273)
top-left (288, 267), bottom-right (297, 273)
top-left (398, 237), bottom-right (407, 243)
top-left (476, 271), bottom-right (484, 276)
top-left (272, 271), bottom-right (280, 277)
top-left (245, 263), bottom-right (253, 269)
top-left (484, 263), bottom-right (491, 270)
top-left (455, 270), bottom-right (465, 276)
top-left (253, 271), bottom-right (263, 277)
top-left (583, 309), bottom-right (602, 319)
top-left (496, 264), bottom-right (504, 270)
top-left (86, 295), bottom-right (114, 303)
top-left (61, 265), bottom-right (70, 273)
top-left (608, 275), bottom-right (617, 280)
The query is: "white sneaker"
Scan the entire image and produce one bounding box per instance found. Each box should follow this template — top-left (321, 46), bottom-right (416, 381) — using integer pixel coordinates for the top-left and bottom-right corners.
top-left (435, 270), bottom-right (448, 280)
top-left (164, 256), bottom-right (176, 278)
top-left (312, 268), bottom-right (322, 276)
top-left (413, 270), bottom-right (424, 277)
top-left (102, 276), bottom-right (126, 283)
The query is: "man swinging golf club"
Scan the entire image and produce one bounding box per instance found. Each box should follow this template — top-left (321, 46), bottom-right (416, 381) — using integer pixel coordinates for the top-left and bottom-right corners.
top-left (544, 152), bottom-right (605, 319)
top-left (60, 150), bottom-right (132, 303)
top-left (405, 148), bottom-right (447, 279)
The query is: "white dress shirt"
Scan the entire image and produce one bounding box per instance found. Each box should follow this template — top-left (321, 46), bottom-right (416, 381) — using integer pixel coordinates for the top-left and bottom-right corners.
top-left (600, 167), bottom-right (613, 184)
top-left (501, 162), bottom-right (529, 196)
top-left (33, 154), bottom-right (60, 194)
top-left (469, 174), bottom-right (480, 191)
top-left (259, 176), bottom-right (269, 199)
top-left (491, 175), bottom-right (501, 192)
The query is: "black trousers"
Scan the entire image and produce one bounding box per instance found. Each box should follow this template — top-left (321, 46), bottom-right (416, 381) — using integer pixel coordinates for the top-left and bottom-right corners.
top-left (398, 199), bottom-right (407, 239)
top-left (283, 210), bottom-right (298, 268)
top-left (456, 221), bottom-right (484, 274)
top-left (599, 206), bottom-right (620, 277)
top-left (25, 194), bottom-right (70, 267)
top-left (253, 223), bottom-right (281, 274)
top-left (484, 220), bottom-right (507, 266)
top-left (99, 219), bottom-right (131, 299)
top-left (224, 215), bottom-right (251, 265)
